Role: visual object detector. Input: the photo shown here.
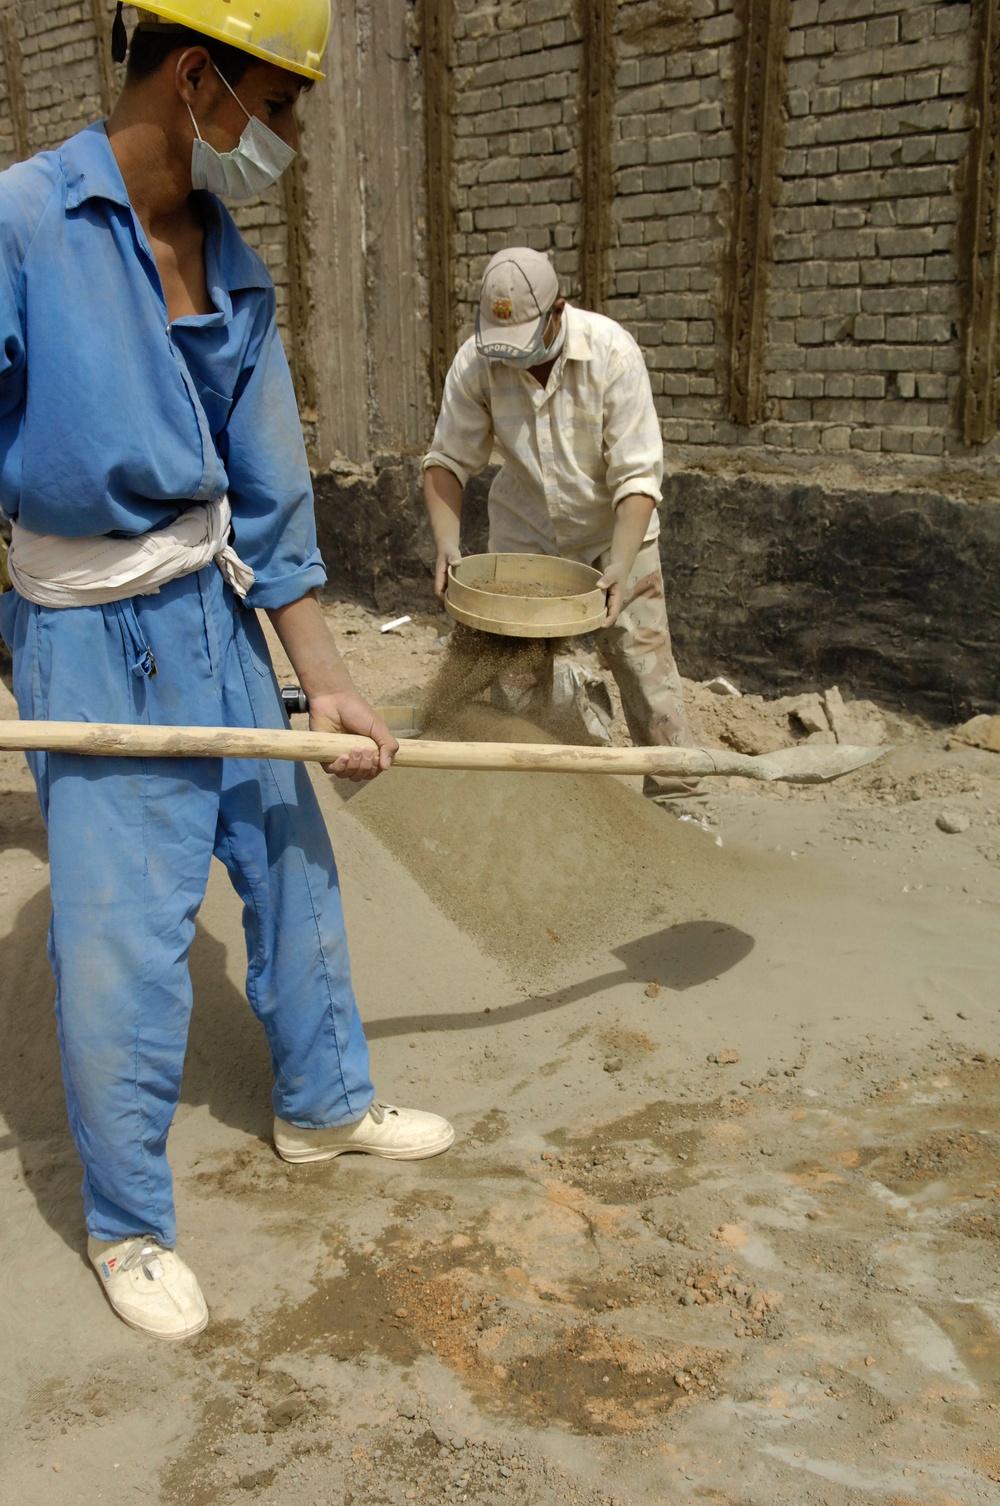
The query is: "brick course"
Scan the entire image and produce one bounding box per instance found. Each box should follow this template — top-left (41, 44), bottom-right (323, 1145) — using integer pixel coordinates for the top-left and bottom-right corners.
top-left (764, 0), bottom-right (972, 457)
top-left (450, 0), bottom-right (582, 331)
top-left (0, 0), bottom-right (988, 470)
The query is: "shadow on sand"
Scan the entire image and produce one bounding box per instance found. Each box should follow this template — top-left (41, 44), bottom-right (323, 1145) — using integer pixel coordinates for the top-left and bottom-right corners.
top-left (366, 919), bottom-right (756, 1040)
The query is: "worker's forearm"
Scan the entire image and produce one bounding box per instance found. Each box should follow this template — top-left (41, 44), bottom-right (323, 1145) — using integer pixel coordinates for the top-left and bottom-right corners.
top-left (266, 591), bottom-right (354, 701)
top-left (423, 466), bottom-right (464, 556)
top-left (266, 591), bottom-right (398, 775)
top-left (608, 493), bottom-right (656, 579)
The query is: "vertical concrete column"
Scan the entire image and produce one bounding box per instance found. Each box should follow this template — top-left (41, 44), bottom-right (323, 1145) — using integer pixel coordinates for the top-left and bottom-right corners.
top-left (298, 0), bottom-right (370, 463)
top-left (578, 0), bottom-right (615, 312)
top-left (87, 0), bottom-right (116, 116)
top-left (0, 1), bottom-right (30, 162)
top-left (727, 0), bottom-right (790, 427)
top-left (359, 0), bottom-right (430, 453)
top-left (423, 0), bottom-right (455, 411)
top-left (962, 0), bottom-right (1000, 445)
top-left (298, 0), bottom-right (432, 465)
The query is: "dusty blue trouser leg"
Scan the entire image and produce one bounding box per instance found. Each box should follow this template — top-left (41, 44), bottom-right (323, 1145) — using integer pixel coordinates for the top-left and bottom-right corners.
top-left (213, 587), bottom-right (374, 1129)
top-left (214, 757), bottom-right (373, 1128)
top-left (44, 754), bottom-right (220, 1246)
top-left (0, 569), bottom-right (374, 1246)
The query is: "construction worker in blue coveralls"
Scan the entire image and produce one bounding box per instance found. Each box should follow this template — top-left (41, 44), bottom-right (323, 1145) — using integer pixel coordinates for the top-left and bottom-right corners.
top-left (0, 0), bottom-right (453, 1342)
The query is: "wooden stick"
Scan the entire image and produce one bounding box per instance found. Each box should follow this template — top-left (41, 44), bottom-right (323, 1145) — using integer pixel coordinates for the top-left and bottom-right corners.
top-left (0, 720), bottom-right (885, 783)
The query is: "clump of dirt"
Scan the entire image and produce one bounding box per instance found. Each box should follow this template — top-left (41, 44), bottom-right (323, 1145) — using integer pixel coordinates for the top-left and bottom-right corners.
top-left (682, 681), bottom-right (891, 758)
top-left (676, 1265), bottom-right (784, 1338)
top-left (687, 693), bottom-right (792, 756)
top-left (873, 1130), bottom-right (1000, 1192)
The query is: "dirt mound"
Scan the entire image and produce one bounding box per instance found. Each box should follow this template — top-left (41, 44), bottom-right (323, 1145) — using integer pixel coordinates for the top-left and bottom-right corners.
top-left (683, 680), bottom-right (890, 757)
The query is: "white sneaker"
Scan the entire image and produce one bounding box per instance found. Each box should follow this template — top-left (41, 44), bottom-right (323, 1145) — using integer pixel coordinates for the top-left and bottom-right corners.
top-left (88, 1236), bottom-right (208, 1341)
top-left (274, 1101), bottom-right (455, 1163)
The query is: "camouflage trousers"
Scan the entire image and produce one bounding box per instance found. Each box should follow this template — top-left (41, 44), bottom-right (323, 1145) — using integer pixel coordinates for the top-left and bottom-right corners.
top-left (480, 537), bottom-right (695, 796)
top-left (595, 537), bottom-right (691, 750)
top-left (595, 538), bottom-right (696, 798)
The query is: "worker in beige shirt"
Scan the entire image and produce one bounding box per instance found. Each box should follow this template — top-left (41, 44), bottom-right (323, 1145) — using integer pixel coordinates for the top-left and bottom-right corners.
top-left (423, 246), bottom-right (693, 796)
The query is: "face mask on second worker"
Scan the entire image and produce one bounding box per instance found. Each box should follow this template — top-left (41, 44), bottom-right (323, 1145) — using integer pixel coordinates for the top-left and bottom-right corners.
top-left (188, 63), bottom-right (296, 202)
top-left (499, 310), bottom-right (567, 370)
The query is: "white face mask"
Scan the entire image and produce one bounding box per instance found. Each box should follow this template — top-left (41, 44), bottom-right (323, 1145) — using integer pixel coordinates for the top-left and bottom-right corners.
top-left (188, 64), bottom-right (296, 202)
top-left (499, 311), bottom-right (567, 370)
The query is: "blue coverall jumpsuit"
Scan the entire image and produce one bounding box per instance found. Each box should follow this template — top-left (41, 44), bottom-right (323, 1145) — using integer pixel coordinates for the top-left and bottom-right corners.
top-left (0, 123), bottom-right (375, 1250)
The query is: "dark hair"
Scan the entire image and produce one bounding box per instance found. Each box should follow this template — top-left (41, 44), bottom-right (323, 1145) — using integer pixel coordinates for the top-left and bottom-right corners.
top-left (127, 23), bottom-right (253, 86)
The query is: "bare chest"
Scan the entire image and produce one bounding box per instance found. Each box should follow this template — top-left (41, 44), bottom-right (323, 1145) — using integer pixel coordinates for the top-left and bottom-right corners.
top-left (147, 221), bottom-right (212, 324)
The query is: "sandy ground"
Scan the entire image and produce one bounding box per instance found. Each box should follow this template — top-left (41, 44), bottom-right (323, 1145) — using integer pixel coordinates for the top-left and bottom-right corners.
top-left (1, 600), bottom-right (999, 1506)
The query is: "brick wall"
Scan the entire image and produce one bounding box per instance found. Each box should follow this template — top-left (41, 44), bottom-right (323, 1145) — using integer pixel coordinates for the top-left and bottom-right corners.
top-left (446, 0), bottom-right (985, 473)
top-left (608, 0), bottom-right (738, 447)
top-left (765, 0), bottom-right (973, 460)
top-left (0, 24), bottom-right (19, 166)
top-left (14, 1), bottom-right (105, 152)
top-left (0, 0), bottom-right (992, 474)
top-left (230, 188), bottom-right (291, 333)
top-left (451, 0), bottom-right (583, 335)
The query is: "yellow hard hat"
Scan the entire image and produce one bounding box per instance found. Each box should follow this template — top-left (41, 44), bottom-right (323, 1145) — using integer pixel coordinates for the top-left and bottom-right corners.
top-left (132, 0), bottom-right (330, 81)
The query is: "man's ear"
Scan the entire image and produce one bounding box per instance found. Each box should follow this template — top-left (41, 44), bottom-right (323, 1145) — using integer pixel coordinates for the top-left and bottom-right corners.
top-left (174, 46), bottom-right (213, 107)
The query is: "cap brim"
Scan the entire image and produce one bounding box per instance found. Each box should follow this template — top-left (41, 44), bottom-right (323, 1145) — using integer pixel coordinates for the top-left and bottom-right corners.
top-left (474, 306), bottom-right (547, 359)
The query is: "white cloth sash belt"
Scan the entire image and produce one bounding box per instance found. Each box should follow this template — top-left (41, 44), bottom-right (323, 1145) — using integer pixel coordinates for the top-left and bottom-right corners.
top-left (6, 495), bottom-right (255, 608)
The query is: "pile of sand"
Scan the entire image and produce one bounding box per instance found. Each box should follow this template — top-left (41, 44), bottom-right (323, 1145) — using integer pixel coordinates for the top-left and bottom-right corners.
top-left (348, 633), bottom-right (899, 984)
top-left (348, 706), bottom-right (763, 985)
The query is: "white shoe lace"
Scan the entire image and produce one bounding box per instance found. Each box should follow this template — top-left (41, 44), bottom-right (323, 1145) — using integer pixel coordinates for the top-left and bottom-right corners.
top-left (115, 1239), bottom-right (166, 1281)
top-left (367, 1102), bottom-right (400, 1125)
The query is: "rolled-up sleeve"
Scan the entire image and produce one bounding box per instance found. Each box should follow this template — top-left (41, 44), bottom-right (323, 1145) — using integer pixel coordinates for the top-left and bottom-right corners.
top-left (422, 344), bottom-right (494, 488)
top-left (222, 308), bottom-right (326, 611)
top-left (602, 345), bottom-right (663, 508)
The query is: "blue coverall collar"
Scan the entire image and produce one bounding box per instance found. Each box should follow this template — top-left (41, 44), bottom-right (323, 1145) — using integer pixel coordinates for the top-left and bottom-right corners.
top-left (61, 121), bottom-right (133, 211)
top-left (59, 122), bottom-right (272, 300)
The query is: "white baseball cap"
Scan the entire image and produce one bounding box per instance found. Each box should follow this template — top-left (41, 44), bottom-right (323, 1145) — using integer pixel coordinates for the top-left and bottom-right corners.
top-left (474, 247), bottom-right (559, 358)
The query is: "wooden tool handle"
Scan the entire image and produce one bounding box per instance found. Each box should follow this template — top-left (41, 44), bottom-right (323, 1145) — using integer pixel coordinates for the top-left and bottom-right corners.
top-left (0, 721), bottom-right (883, 783)
top-left (0, 719), bottom-right (718, 776)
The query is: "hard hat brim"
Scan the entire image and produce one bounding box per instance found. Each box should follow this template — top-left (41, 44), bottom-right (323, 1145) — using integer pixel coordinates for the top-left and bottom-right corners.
top-left (134, 1), bottom-right (326, 80)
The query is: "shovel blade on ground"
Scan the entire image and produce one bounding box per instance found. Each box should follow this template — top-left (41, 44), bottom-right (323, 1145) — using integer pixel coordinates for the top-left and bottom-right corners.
top-left (750, 743), bottom-right (887, 783)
